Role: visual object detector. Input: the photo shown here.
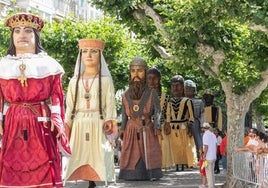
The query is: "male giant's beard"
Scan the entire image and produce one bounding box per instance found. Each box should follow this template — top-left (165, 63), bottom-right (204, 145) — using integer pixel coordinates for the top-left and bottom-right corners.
top-left (129, 77), bottom-right (146, 100)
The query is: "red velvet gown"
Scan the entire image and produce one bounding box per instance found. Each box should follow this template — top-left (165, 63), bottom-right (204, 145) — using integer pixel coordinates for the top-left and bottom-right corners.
top-left (0, 53), bottom-right (68, 188)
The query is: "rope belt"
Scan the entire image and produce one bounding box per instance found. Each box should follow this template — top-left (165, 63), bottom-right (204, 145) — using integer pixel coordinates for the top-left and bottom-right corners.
top-left (10, 101), bottom-right (50, 122)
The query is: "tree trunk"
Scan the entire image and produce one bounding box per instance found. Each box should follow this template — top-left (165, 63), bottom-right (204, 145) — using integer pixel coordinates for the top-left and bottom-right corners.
top-left (225, 93), bottom-right (250, 188)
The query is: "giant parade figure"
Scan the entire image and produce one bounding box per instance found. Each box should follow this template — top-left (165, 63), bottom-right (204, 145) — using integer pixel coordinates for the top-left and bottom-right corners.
top-left (63, 39), bottom-right (118, 188)
top-left (168, 75), bottom-right (197, 171)
top-left (184, 79), bottom-right (204, 160)
top-left (119, 57), bottom-right (162, 181)
top-left (147, 67), bottom-right (174, 170)
top-left (0, 12), bottom-right (71, 187)
top-left (202, 89), bottom-right (223, 131)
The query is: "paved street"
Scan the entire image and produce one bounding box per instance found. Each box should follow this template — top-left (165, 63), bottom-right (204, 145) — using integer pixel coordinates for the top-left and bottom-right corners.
top-left (64, 166), bottom-right (226, 188)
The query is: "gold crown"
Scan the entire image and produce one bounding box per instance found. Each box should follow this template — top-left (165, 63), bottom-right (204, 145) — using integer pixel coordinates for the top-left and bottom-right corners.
top-left (6, 13), bottom-right (44, 31)
top-left (78, 39), bottom-right (105, 50)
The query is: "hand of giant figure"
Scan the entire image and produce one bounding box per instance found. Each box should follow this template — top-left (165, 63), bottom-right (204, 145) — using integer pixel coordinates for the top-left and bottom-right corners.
top-left (103, 120), bottom-right (119, 144)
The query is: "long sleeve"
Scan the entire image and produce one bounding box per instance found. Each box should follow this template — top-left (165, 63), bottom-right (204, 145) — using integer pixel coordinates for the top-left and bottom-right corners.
top-left (103, 77), bottom-right (117, 121)
top-left (50, 74), bottom-right (65, 130)
top-left (64, 78), bottom-right (76, 128)
top-left (121, 93), bottom-right (127, 131)
top-left (0, 87), bottom-right (4, 132)
top-left (151, 89), bottom-right (161, 130)
top-left (0, 87), bottom-right (4, 115)
top-left (200, 100), bottom-right (205, 126)
top-left (186, 99), bottom-right (195, 122)
top-left (50, 74), bottom-right (71, 157)
top-left (166, 101), bottom-right (171, 123)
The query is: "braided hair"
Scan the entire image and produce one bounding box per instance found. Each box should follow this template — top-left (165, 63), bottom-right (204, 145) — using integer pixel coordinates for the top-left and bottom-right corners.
top-left (71, 50), bottom-right (82, 120)
top-left (98, 51), bottom-right (103, 120)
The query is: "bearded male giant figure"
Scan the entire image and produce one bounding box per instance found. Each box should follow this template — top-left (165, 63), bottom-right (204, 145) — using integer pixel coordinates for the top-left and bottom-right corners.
top-left (118, 57), bottom-right (162, 181)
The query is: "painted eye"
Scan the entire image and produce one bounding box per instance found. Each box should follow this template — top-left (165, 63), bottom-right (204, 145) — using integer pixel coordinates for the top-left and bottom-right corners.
top-left (82, 49), bottom-right (88, 53)
top-left (14, 28), bottom-right (20, 33)
top-left (90, 49), bottom-right (99, 55)
top-left (24, 28), bottom-right (33, 33)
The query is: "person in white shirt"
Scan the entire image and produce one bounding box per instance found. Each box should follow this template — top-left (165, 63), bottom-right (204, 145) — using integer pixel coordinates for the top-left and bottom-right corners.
top-left (201, 122), bottom-right (217, 188)
top-left (213, 128), bottom-right (222, 174)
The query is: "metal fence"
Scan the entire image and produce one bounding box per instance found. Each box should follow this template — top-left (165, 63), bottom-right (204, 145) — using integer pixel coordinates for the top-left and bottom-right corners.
top-left (232, 152), bottom-right (268, 188)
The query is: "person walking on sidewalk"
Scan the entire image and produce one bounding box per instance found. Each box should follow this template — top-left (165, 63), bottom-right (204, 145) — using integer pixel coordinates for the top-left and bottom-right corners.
top-left (201, 122), bottom-right (217, 188)
top-left (220, 129), bottom-right (227, 174)
top-left (214, 128), bottom-right (222, 174)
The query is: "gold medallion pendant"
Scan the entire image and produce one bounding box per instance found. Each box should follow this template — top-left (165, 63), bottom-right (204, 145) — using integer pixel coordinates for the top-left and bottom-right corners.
top-left (133, 104), bottom-right (139, 112)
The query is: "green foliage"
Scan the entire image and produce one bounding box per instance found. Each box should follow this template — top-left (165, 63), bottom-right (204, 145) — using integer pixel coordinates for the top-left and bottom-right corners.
top-left (253, 87), bottom-right (268, 117)
top-left (0, 20), bottom-right (10, 56)
top-left (91, 0), bottom-right (268, 108)
top-left (155, 1), bottom-right (267, 95)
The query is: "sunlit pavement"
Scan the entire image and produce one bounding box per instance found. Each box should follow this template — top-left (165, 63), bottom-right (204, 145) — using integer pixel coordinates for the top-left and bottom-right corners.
top-left (64, 166), bottom-right (226, 188)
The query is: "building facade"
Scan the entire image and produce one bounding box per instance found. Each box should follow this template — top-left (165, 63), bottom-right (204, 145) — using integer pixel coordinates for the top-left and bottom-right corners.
top-left (0, 0), bottom-right (102, 21)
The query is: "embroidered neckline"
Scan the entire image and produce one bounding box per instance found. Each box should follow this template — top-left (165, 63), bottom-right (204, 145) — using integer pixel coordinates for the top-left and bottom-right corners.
top-left (7, 52), bottom-right (47, 60)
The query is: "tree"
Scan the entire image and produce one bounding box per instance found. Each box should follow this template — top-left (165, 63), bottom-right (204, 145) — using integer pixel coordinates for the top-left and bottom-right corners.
top-left (91, 0), bottom-right (268, 187)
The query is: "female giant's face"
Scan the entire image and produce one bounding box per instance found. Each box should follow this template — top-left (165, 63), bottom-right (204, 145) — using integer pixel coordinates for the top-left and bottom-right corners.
top-left (81, 48), bottom-right (100, 68)
top-left (13, 27), bottom-right (35, 54)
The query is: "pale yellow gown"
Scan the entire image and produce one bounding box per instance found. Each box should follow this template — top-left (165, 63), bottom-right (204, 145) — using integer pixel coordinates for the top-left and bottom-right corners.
top-left (63, 76), bottom-right (117, 182)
